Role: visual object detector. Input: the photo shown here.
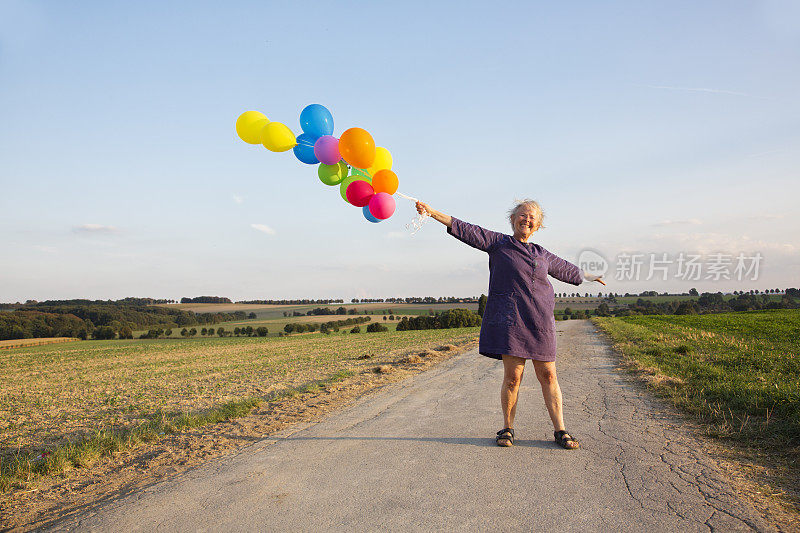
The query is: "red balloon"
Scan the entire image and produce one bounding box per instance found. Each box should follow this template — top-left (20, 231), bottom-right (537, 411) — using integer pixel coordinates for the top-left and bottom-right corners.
top-left (368, 192), bottom-right (396, 219)
top-left (345, 180), bottom-right (374, 207)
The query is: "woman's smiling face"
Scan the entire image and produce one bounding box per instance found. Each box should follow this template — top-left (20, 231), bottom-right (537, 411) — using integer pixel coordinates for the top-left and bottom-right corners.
top-left (512, 205), bottom-right (541, 242)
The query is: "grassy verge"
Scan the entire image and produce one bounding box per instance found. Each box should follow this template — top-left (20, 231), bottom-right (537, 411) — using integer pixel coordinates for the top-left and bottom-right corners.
top-left (592, 310), bottom-right (800, 508)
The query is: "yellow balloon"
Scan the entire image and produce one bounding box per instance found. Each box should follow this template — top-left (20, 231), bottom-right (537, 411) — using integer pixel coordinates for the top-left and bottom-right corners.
top-left (236, 111), bottom-right (269, 144)
top-left (261, 121), bottom-right (297, 152)
top-left (367, 146), bottom-right (393, 176)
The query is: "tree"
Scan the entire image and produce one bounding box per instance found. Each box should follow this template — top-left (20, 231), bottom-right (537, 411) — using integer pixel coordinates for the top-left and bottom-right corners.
top-left (689, 288), bottom-right (699, 296)
top-left (180, 328), bottom-right (188, 337)
top-left (284, 323), bottom-right (295, 333)
top-left (217, 327), bottom-right (226, 337)
top-left (201, 327), bottom-right (208, 336)
top-left (119, 325), bottom-right (133, 339)
top-left (164, 328), bottom-right (173, 337)
top-left (366, 323), bottom-right (388, 333)
top-left (351, 326), bottom-right (361, 333)
top-left (189, 328), bottom-right (197, 336)
top-left (208, 328), bottom-right (215, 336)
top-left (234, 327), bottom-right (241, 336)
top-left (477, 294), bottom-right (487, 317)
top-left (92, 326), bottom-right (116, 340)
top-left (383, 316), bottom-right (387, 321)
top-left (256, 326), bottom-right (268, 337)
top-left (248, 312), bottom-right (257, 319)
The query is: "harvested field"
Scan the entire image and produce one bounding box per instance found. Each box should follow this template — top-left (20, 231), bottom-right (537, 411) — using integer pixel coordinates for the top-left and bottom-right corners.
top-left (0, 338), bottom-right (79, 350)
top-left (0, 327), bottom-right (479, 527)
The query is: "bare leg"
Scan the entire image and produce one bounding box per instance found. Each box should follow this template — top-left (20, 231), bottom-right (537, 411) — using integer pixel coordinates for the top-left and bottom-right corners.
top-left (501, 355), bottom-right (526, 429)
top-left (532, 360), bottom-right (566, 432)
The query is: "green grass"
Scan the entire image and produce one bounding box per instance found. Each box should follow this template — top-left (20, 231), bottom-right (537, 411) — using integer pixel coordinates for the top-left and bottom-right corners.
top-left (592, 309), bottom-right (800, 510)
top-left (592, 310), bottom-right (800, 443)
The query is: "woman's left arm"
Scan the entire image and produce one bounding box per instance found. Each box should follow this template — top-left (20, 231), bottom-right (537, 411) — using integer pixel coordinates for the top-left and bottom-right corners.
top-left (542, 248), bottom-right (606, 286)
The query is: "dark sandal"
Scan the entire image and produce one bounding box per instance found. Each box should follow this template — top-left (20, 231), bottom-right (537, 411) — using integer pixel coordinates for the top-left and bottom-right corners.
top-left (554, 430), bottom-right (579, 449)
top-left (496, 428), bottom-right (514, 447)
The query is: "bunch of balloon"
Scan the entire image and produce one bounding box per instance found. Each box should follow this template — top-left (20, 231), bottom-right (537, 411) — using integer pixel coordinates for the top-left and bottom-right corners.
top-left (235, 104), bottom-right (400, 224)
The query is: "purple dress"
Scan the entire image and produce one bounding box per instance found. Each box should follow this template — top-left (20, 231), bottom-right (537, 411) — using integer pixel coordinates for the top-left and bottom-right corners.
top-left (448, 218), bottom-right (583, 362)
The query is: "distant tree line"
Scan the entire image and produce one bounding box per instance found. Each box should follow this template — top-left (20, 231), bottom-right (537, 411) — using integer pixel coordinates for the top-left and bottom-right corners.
top-left (282, 308), bottom-right (396, 317)
top-left (396, 309), bottom-right (481, 331)
top-left (283, 316), bottom-right (372, 335)
top-left (588, 289), bottom-right (800, 319)
top-left (351, 297), bottom-right (478, 304)
top-left (180, 296), bottom-right (232, 304)
top-left (139, 325), bottom-right (269, 339)
top-left (237, 299), bottom-right (345, 305)
top-left (0, 299), bottom-right (255, 341)
top-left (305, 306), bottom-right (352, 316)
top-left (556, 288), bottom-right (793, 299)
top-left (0, 311), bottom-right (91, 340)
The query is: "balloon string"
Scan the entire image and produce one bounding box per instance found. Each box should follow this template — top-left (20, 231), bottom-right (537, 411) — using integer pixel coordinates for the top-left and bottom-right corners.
top-left (395, 191), bottom-right (419, 203)
top-left (394, 191), bottom-right (428, 235)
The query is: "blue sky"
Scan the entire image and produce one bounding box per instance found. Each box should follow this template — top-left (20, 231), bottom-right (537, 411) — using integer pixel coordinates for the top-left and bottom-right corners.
top-left (1, 1), bottom-right (798, 302)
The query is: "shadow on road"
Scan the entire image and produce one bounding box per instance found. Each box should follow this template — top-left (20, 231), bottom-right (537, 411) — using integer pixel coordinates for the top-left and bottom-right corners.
top-left (274, 435), bottom-right (558, 449)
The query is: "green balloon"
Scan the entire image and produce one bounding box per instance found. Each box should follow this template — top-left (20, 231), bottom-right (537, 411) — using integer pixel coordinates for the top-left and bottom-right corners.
top-left (318, 161), bottom-right (348, 186)
top-left (349, 166), bottom-right (371, 180)
top-left (339, 174), bottom-right (371, 203)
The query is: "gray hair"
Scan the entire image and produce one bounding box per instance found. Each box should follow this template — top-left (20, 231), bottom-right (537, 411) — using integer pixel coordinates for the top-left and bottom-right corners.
top-left (508, 199), bottom-right (545, 230)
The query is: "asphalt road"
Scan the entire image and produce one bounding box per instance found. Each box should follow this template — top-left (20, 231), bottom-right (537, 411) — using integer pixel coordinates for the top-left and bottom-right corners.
top-left (50, 320), bottom-right (771, 532)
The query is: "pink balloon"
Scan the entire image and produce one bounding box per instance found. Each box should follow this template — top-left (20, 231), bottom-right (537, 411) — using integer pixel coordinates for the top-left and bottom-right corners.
top-left (313, 135), bottom-right (341, 165)
top-left (368, 192), bottom-right (396, 219)
top-left (346, 180), bottom-right (374, 207)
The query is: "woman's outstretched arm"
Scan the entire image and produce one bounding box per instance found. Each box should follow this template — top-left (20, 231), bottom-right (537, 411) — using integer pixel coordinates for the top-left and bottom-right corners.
top-left (416, 201), bottom-right (452, 228)
top-left (417, 201), bottom-right (503, 253)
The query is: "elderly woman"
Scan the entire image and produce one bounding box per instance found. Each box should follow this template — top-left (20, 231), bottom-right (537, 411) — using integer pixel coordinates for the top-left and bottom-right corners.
top-left (415, 199), bottom-right (604, 449)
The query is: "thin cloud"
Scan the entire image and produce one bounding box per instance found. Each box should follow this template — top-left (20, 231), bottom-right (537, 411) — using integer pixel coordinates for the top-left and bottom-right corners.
top-left (251, 224), bottom-right (276, 235)
top-left (32, 245), bottom-right (57, 253)
top-left (232, 194), bottom-right (244, 204)
top-left (746, 213), bottom-right (785, 221)
top-left (746, 149), bottom-right (784, 158)
top-left (651, 218), bottom-right (702, 227)
top-left (651, 232), bottom-right (796, 255)
top-left (643, 85), bottom-right (754, 97)
top-left (73, 224), bottom-right (117, 233)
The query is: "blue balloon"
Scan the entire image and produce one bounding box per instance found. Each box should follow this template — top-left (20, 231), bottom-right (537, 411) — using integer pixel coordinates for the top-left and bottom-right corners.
top-left (300, 104), bottom-right (334, 138)
top-left (363, 205), bottom-right (381, 223)
top-left (293, 133), bottom-right (319, 164)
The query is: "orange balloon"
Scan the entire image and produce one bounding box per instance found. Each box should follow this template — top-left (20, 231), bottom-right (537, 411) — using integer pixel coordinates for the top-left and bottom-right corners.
top-left (372, 169), bottom-right (398, 195)
top-left (339, 127), bottom-right (376, 169)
